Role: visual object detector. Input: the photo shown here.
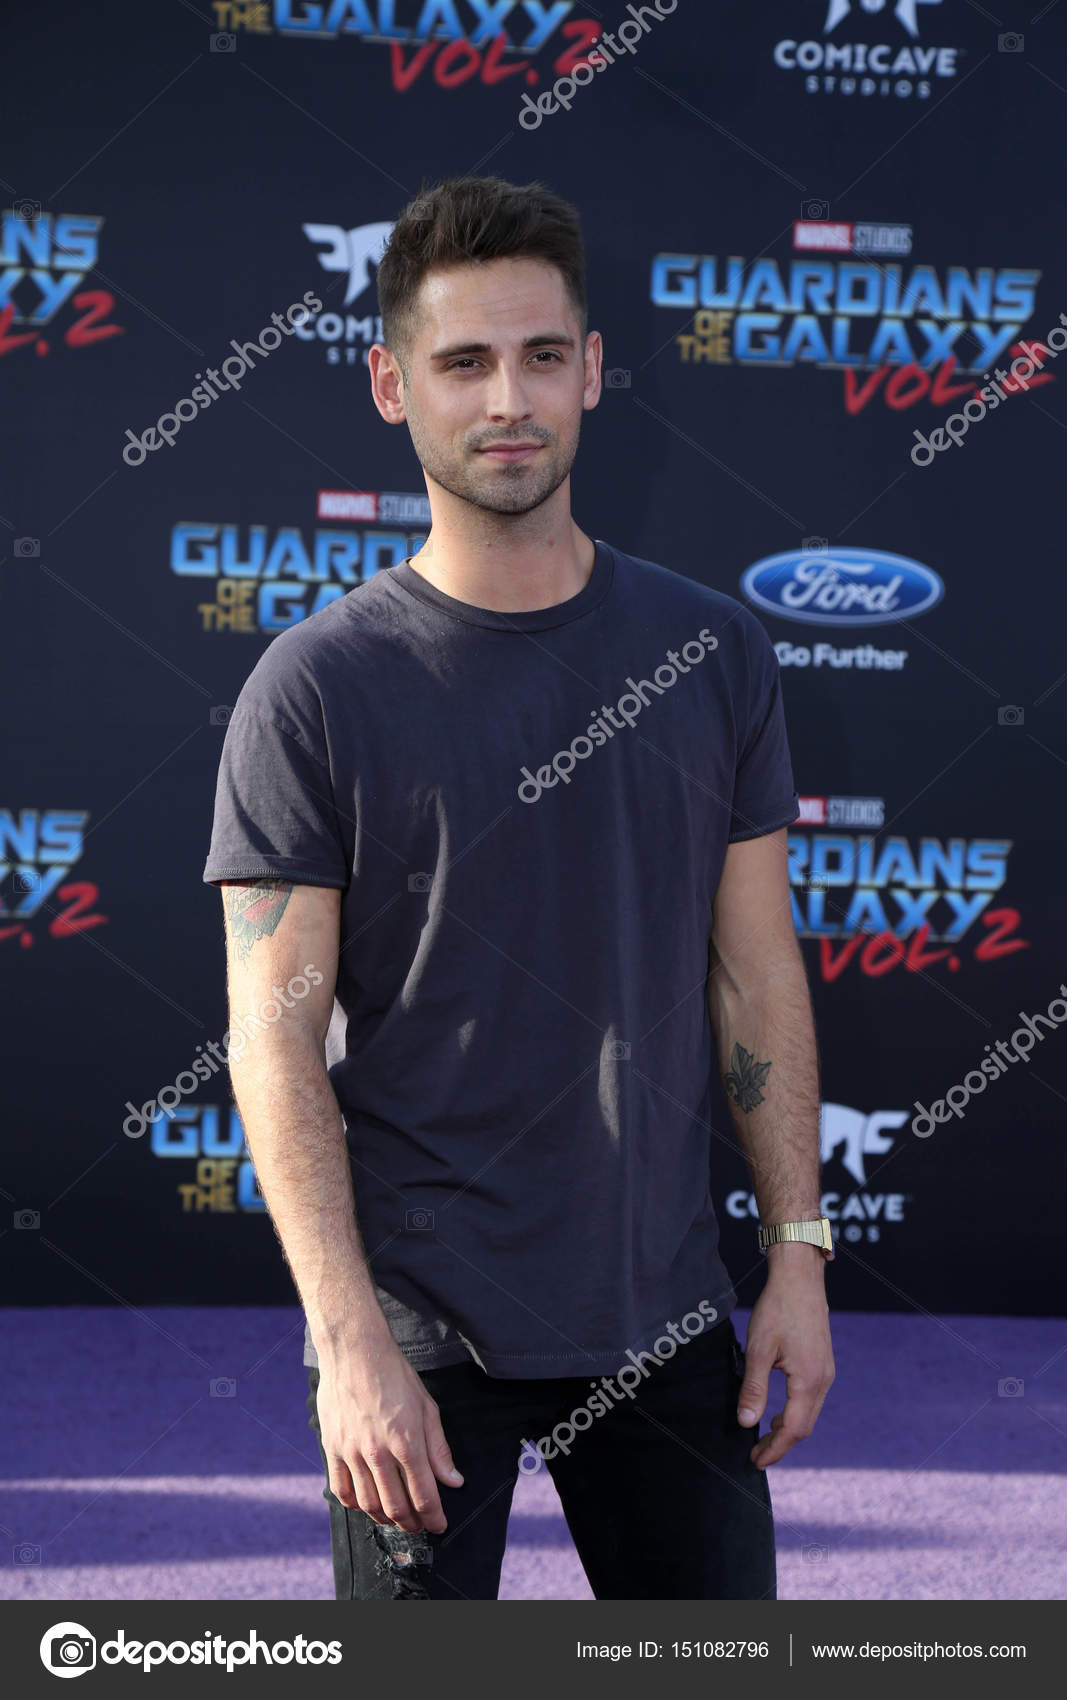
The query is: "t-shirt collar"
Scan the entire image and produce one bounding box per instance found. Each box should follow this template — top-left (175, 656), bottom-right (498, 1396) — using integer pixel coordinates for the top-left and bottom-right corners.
top-left (388, 539), bottom-right (614, 632)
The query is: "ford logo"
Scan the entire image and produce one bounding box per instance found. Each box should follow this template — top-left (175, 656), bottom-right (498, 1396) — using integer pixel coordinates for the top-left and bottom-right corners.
top-left (740, 548), bottom-right (944, 627)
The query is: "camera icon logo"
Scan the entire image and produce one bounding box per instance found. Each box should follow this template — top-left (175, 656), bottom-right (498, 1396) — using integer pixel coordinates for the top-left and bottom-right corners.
top-left (606, 1040), bottom-right (631, 1061)
top-left (15, 1209), bottom-right (40, 1230)
top-left (210, 1377), bottom-right (237, 1398)
top-left (14, 1542), bottom-right (42, 1563)
top-left (404, 1207), bottom-right (435, 1231)
top-left (14, 198), bottom-right (42, 222)
top-left (998, 32), bottom-right (1023, 51)
top-left (407, 872), bottom-right (432, 893)
top-left (604, 369), bottom-right (631, 389)
top-left (802, 536), bottom-right (829, 554)
top-left (801, 199), bottom-right (829, 220)
top-left (15, 537), bottom-right (40, 557)
top-left (40, 1622), bottom-right (97, 1677)
top-left (802, 1543), bottom-right (829, 1563)
top-left (211, 31), bottom-right (237, 51)
top-left (209, 705), bottom-right (233, 727)
top-left (997, 705), bottom-right (1023, 726)
top-left (997, 1377), bottom-right (1024, 1397)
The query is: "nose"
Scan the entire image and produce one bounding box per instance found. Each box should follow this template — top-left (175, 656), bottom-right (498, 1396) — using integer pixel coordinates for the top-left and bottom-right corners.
top-left (484, 357), bottom-right (535, 425)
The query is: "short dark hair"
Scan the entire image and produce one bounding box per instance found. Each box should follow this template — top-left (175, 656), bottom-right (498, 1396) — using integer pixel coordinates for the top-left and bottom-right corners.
top-left (376, 175), bottom-right (587, 372)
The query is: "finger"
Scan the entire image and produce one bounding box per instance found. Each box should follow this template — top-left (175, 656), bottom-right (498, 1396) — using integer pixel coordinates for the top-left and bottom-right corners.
top-left (393, 1430), bottom-right (450, 1535)
top-left (750, 1421), bottom-right (796, 1469)
top-left (736, 1339), bottom-right (776, 1427)
top-left (327, 1455), bottom-right (362, 1512)
top-left (398, 1456), bottom-right (447, 1535)
top-left (370, 1457), bottom-right (422, 1532)
top-left (424, 1401), bottom-right (465, 1488)
top-left (749, 1412), bottom-right (794, 1468)
top-left (752, 1432), bottom-right (798, 1468)
top-left (347, 1456), bottom-right (390, 1525)
top-left (750, 1382), bottom-right (819, 1467)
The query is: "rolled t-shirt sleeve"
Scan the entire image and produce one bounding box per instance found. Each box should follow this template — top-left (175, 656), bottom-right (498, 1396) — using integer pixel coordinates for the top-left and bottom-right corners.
top-left (202, 703), bottom-right (349, 889)
top-left (728, 611), bottom-right (800, 843)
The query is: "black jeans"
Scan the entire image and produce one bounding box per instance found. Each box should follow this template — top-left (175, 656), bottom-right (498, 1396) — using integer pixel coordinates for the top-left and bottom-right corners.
top-left (305, 1315), bottom-right (776, 1600)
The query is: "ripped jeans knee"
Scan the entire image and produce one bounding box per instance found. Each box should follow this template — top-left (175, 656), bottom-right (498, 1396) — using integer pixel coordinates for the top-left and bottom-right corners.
top-left (367, 1522), bottom-right (435, 1600)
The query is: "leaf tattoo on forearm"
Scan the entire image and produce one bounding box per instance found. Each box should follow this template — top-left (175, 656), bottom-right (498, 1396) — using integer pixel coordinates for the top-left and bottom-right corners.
top-left (724, 1042), bottom-right (772, 1113)
top-left (223, 879), bottom-right (294, 962)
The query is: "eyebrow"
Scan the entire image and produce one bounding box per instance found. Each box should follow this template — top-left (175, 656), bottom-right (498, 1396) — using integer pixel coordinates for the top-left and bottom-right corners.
top-left (429, 332), bottom-right (576, 362)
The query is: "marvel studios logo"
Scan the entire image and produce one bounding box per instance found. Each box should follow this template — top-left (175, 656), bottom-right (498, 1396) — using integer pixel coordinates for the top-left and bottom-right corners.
top-left (316, 490), bottom-right (431, 524)
top-left (797, 795), bottom-right (886, 828)
top-left (793, 222), bottom-right (912, 256)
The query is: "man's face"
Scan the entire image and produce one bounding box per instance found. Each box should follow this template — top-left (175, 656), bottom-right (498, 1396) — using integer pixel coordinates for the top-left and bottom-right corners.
top-left (388, 257), bottom-right (599, 517)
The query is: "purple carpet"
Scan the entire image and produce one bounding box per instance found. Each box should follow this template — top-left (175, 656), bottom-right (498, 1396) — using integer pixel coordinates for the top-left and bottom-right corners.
top-left (3, 1308), bottom-right (1065, 1600)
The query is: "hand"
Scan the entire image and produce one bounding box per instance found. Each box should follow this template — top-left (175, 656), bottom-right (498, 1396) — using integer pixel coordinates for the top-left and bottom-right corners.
top-left (315, 1337), bottom-right (464, 1533)
top-left (735, 1247), bottom-right (835, 1469)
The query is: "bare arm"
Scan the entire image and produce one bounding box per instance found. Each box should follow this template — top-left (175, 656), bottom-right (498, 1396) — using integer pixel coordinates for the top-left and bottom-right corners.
top-left (220, 877), bottom-right (463, 1530)
top-left (707, 828), bottom-right (834, 1467)
top-left (222, 877), bottom-right (384, 1350)
top-left (708, 828), bottom-right (822, 1226)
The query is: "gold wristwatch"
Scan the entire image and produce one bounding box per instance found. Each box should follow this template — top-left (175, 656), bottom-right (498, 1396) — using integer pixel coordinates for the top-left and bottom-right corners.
top-left (757, 1216), bottom-right (835, 1260)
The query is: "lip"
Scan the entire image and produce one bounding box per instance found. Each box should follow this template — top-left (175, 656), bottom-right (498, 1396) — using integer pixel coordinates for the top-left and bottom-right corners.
top-left (477, 444), bottom-right (543, 461)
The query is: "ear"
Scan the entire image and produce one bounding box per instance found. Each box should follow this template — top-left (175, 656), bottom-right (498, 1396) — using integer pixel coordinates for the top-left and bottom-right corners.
top-left (582, 330), bottom-right (603, 412)
top-left (369, 344), bottom-right (407, 424)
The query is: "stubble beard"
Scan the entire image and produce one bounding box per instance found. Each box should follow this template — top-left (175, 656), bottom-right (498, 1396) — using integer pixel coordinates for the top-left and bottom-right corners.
top-left (406, 413), bottom-right (580, 519)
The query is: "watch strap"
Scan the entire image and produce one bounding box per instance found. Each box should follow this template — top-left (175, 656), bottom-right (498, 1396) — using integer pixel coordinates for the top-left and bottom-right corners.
top-left (757, 1216), bottom-right (834, 1259)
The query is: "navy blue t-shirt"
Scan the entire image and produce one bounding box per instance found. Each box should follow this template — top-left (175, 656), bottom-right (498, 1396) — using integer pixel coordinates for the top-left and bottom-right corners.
top-left (202, 539), bottom-right (799, 1377)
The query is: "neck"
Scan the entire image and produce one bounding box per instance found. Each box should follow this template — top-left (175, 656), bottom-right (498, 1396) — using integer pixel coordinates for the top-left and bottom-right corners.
top-left (407, 483), bottom-right (595, 612)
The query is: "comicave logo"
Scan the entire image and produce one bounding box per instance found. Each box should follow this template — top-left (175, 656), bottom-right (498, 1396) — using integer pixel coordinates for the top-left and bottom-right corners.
top-left (40, 1622), bottom-right (341, 1675)
top-left (300, 221), bottom-right (392, 364)
top-left (518, 624), bottom-right (718, 802)
top-left (728, 1102), bottom-right (909, 1242)
top-left (773, 0), bottom-right (958, 101)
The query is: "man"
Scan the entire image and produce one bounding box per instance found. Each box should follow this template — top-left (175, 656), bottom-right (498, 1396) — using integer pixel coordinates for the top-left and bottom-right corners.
top-left (203, 174), bottom-right (834, 1602)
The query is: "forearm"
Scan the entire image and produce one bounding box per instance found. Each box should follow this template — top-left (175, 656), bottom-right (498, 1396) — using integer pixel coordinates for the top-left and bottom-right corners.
top-left (229, 1030), bottom-right (393, 1360)
top-left (708, 940), bottom-right (822, 1226)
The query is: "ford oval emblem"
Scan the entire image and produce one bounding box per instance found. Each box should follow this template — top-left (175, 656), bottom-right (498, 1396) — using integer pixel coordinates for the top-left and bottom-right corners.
top-left (740, 547), bottom-right (944, 627)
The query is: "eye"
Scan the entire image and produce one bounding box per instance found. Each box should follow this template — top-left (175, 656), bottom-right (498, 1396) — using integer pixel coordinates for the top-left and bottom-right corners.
top-left (531, 350), bottom-right (561, 363)
top-left (445, 357), bottom-right (480, 371)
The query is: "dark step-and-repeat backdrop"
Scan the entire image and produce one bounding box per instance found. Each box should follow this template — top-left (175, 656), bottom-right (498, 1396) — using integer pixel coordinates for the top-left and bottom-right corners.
top-left (4, 3), bottom-right (1066, 1319)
